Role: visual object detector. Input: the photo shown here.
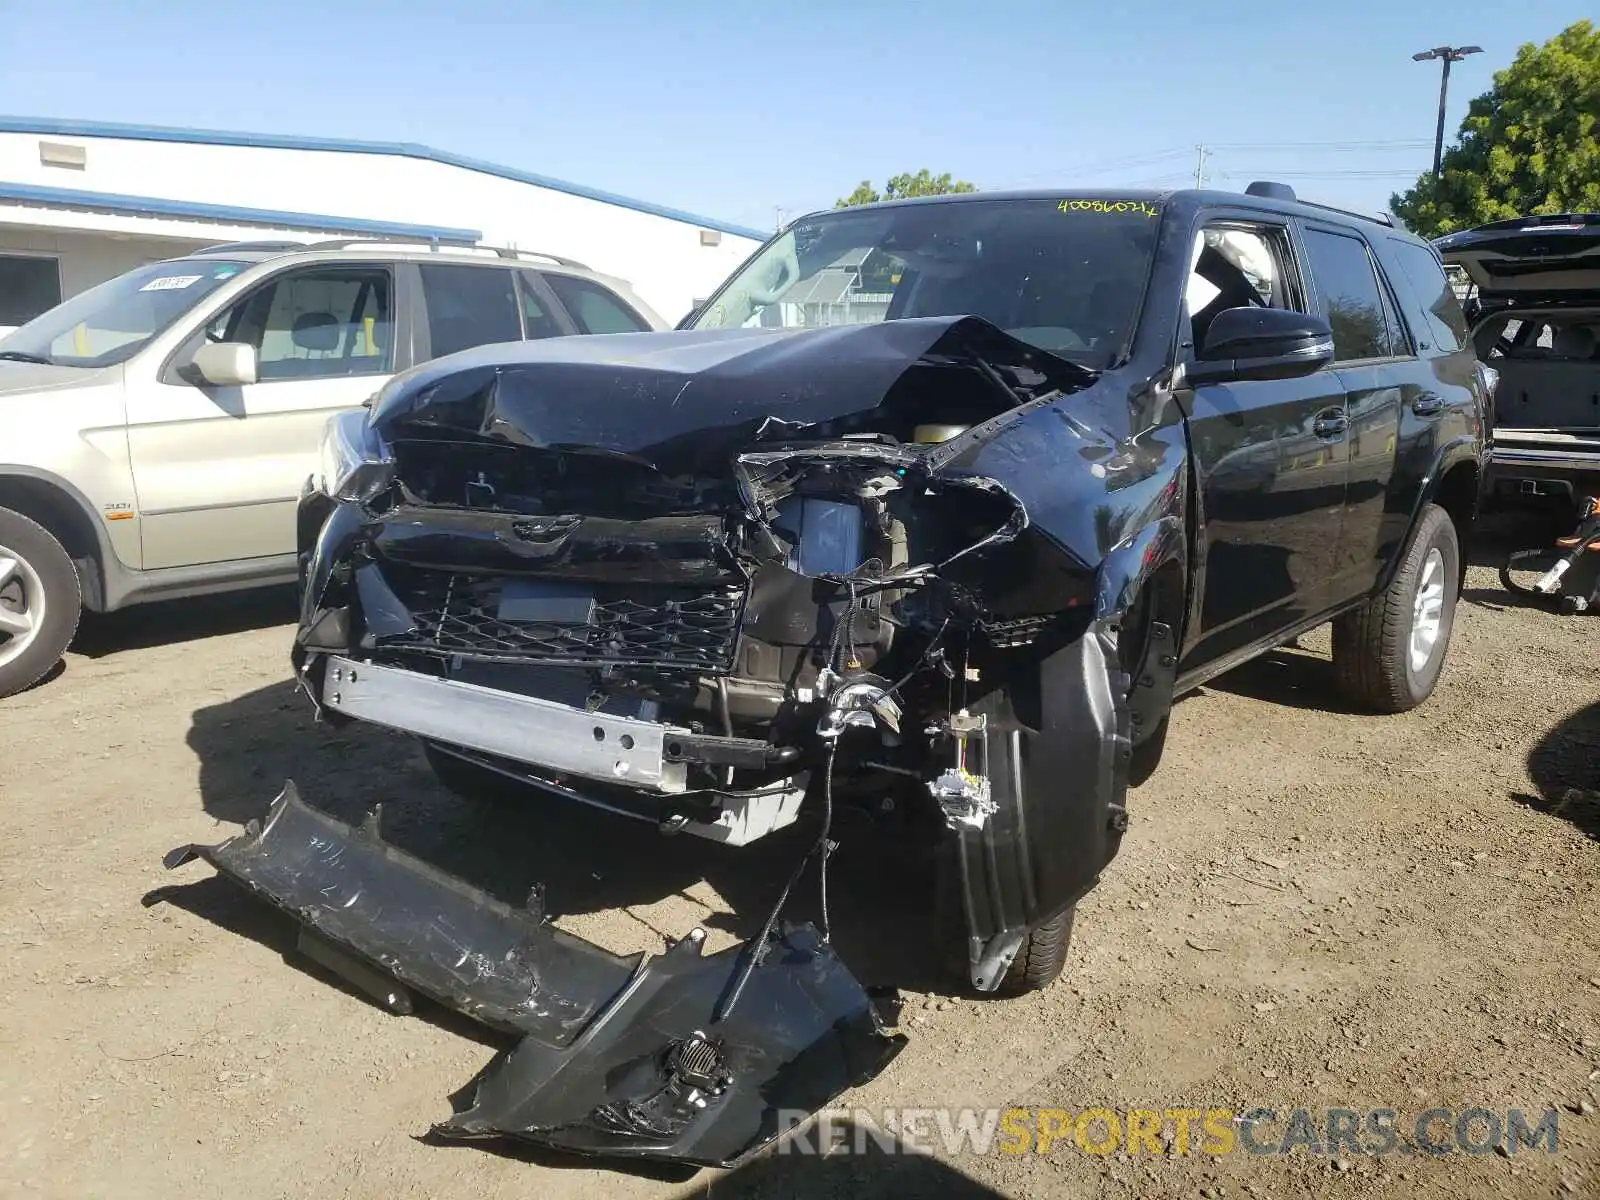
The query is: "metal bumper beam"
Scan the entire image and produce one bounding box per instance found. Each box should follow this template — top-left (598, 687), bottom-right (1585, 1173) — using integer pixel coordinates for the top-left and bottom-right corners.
top-left (320, 655), bottom-right (691, 793)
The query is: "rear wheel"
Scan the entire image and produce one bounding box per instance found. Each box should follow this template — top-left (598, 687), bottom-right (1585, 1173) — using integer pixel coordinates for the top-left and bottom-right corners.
top-left (1332, 503), bottom-right (1460, 713)
top-left (0, 508), bottom-right (81, 699)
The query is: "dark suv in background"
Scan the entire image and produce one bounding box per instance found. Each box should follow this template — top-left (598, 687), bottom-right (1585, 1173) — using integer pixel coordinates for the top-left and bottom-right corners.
top-left (1437, 212), bottom-right (1600, 506)
top-left (176, 181), bottom-right (1490, 1170)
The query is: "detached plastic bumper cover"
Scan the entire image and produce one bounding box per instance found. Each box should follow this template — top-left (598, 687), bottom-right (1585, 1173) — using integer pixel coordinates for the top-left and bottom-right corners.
top-left (164, 784), bottom-right (904, 1168)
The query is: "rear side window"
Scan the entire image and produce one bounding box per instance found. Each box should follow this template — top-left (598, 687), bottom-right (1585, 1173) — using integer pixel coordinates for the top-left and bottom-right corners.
top-left (1302, 228), bottom-right (1394, 361)
top-left (544, 273), bottom-right (650, 334)
top-left (419, 265), bottom-right (522, 357)
top-left (1387, 240), bottom-right (1469, 353)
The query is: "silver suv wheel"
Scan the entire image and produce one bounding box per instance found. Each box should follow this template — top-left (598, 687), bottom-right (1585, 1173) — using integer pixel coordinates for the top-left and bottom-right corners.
top-left (0, 545), bottom-right (45, 669)
top-left (0, 507), bottom-right (82, 698)
top-left (1407, 547), bottom-right (1446, 673)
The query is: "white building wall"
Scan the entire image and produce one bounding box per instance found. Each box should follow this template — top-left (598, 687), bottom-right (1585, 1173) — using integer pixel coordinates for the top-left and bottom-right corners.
top-left (0, 130), bottom-right (765, 324)
top-left (0, 226), bottom-right (210, 295)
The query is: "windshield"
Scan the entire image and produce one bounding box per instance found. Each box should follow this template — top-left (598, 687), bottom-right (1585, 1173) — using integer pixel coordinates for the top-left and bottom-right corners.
top-left (689, 197), bottom-right (1163, 369)
top-left (0, 259), bottom-right (250, 367)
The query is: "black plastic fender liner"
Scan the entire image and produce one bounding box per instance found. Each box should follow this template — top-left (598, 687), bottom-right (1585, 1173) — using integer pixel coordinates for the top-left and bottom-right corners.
top-left (163, 783), bottom-right (904, 1168)
top-left (954, 626), bottom-right (1131, 991)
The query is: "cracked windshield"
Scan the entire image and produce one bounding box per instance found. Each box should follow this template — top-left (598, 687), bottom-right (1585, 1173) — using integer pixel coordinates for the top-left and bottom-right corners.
top-left (690, 197), bottom-right (1163, 369)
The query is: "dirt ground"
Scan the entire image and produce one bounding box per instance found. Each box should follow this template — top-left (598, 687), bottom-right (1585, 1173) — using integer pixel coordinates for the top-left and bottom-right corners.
top-left (2, 510), bottom-right (1597, 1200)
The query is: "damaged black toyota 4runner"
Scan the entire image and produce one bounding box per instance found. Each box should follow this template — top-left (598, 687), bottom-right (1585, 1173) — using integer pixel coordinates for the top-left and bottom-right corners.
top-left (169, 184), bottom-right (1488, 1168)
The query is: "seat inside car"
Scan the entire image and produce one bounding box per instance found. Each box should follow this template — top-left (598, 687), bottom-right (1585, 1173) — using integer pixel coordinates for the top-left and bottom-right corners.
top-left (1490, 320), bottom-right (1600, 430)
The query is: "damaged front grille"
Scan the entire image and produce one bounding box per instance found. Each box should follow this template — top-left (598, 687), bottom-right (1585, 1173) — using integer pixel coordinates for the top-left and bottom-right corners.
top-left (377, 570), bottom-right (745, 672)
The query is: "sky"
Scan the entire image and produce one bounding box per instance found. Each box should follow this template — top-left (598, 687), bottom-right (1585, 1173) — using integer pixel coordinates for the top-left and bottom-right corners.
top-left (0, 0), bottom-right (1593, 236)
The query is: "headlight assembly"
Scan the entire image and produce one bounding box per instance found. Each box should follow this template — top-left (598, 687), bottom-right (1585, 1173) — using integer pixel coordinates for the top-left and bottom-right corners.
top-left (316, 408), bottom-right (394, 503)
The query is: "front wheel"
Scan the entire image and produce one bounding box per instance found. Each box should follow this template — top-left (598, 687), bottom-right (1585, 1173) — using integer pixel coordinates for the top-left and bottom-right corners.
top-left (1332, 503), bottom-right (1460, 713)
top-left (934, 841), bottom-right (1076, 997)
top-left (0, 508), bottom-right (81, 699)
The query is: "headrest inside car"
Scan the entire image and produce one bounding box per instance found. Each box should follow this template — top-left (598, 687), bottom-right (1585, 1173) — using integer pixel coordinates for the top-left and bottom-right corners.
top-left (291, 312), bottom-right (342, 353)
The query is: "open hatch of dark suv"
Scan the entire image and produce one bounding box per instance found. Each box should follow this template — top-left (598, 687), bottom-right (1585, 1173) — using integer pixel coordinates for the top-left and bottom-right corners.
top-left (1438, 211), bottom-right (1600, 502)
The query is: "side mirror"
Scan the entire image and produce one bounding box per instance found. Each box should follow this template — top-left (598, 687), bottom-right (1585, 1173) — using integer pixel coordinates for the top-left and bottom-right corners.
top-left (1186, 307), bottom-right (1334, 387)
top-left (190, 341), bottom-right (258, 387)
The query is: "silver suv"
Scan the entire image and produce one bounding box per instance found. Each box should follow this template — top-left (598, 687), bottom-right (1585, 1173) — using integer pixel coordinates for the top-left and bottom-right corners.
top-left (0, 238), bottom-right (665, 697)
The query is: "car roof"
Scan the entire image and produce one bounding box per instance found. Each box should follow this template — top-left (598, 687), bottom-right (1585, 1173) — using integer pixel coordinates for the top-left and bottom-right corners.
top-left (793, 186), bottom-right (1423, 244)
top-left (162, 239), bottom-right (651, 311)
top-left (176, 238), bottom-right (608, 278)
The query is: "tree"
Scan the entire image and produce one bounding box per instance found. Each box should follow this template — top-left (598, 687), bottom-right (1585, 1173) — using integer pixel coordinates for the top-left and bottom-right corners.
top-left (1391, 21), bottom-right (1600, 237)
top-left (837, 170), bottom-right (977, 207)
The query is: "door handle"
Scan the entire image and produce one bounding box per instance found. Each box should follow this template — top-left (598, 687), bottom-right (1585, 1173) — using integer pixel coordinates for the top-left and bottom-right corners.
top-left (1413, 394), bottom-right (1445, 417)
top-left (1313, 410), bottom-right (1348, 439)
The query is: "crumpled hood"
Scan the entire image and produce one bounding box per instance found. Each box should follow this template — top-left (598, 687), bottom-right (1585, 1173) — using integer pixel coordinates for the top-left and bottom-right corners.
top-left (368, 316), bottom-right (1092, 471)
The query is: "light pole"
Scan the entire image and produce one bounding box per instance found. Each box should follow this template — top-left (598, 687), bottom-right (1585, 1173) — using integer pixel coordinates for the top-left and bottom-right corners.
top-left (1412, 45), bottom-right (1482, 176)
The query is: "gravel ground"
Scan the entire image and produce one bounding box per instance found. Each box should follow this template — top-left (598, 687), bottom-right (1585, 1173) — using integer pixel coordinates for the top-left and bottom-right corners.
top-left (1, 511), bottom-right (1596, 1200)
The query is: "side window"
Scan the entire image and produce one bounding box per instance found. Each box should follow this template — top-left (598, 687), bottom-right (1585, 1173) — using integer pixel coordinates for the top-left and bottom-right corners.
top-left (1373, 263), bottom-right (1411, 357)
top-left (1301, 229), bottom-right (1392, 362)
top-left (419, 264), bottom-right (522, 358)
top-left (206, 266), bottom-right (393, 382)
top-left (543, 273), bottom-right (651, 334)
top-left (514, 273), bottom-right (564, 340)
top-left (1185, 223), bottom-right (1303, 350)
top-left (1387, 240), bottom-right (1469, 353)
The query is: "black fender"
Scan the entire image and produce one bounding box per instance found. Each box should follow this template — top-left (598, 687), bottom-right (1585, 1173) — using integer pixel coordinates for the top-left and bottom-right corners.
top-left (1378, 435), bottom-right (1483, 596)
top-left (949, 464), bottom-right (1188, 990)
top-left (1096, 515), bottom-right (1186, 777)
top-left (952, 623), bottom-right (1131, 992)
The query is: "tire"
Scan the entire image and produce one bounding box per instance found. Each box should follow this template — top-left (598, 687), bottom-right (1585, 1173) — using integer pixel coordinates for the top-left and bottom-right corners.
top-left (996, 906), bottom-right (1076, 997)
top-left (934, 840), bottom-right (1076, 997)
top-left (1332, 503), bottom-right (1460, 714)
top-left (0, 507), bottom-right (81, 699)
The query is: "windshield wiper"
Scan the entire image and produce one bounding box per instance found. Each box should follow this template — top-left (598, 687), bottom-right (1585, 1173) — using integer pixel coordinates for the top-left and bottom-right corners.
top-left (0, 350), bottom-right (53, 365)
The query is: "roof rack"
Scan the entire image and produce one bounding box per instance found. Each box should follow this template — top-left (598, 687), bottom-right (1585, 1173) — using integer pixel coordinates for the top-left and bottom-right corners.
top-left (193, 239), bottom-right (313, 254)
top-left (296, 237), bottom-right (589, 269)
top-left (1243, 180), bottom-right (1394, 227)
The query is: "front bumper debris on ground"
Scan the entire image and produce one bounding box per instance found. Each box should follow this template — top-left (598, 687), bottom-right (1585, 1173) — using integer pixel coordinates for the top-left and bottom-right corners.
top-left (164, 783), bottom-right (905, 1168)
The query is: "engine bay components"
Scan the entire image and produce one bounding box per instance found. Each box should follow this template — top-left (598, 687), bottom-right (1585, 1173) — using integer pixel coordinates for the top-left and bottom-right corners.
top-left (928, 709), bottom-right (996, 831)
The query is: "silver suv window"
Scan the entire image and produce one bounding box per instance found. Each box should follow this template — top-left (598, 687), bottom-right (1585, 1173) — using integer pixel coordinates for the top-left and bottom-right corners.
top-left (0, 259), bottom-right (249, 367)
top-left (543, 272), bottom-right (650, 334)
top-left (204, 265), bottom-right (394, 381)
top-left (419, 264), bottom-right (522, 357)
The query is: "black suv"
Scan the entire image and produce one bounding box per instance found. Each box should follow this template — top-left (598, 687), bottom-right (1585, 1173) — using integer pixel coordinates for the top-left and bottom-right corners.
top-left (174, 183), bottom-right (1489, 1170)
